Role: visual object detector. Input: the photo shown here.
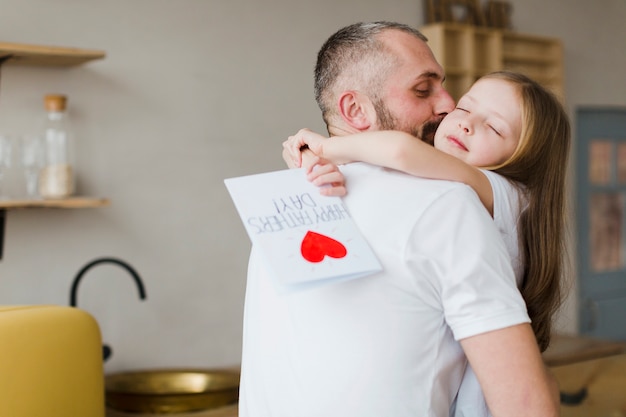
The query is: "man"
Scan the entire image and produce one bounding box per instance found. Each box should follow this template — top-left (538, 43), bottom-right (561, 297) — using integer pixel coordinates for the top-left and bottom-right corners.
top-left (239, 22), bottom-right (559, 417)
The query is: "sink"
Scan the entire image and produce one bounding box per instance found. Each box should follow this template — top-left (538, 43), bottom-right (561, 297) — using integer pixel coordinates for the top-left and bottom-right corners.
top-left (105, 368), bottom-right (239, 414)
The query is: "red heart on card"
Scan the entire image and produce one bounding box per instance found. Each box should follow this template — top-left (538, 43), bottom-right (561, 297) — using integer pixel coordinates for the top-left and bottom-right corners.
top-left (300, 230), bottom-right (347, 263)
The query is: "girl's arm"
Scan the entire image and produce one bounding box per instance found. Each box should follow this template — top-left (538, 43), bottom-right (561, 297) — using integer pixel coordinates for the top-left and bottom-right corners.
top-left (285, 128), bottom-right (494, 216)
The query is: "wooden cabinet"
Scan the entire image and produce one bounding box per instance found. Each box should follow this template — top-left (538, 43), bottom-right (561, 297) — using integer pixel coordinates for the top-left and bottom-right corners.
top-left (501, 31), bottom-right (564, 98)
top-left (420, 23), bottom-right (564, 101)
top-left (420, 23), bottom-right (501, 102)
top-left (0, 41), bottom-right (107, 260)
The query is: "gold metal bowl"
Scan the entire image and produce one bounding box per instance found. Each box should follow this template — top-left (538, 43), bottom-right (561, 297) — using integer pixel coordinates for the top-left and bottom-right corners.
top-left (105, 368), bottom-right (240, 414)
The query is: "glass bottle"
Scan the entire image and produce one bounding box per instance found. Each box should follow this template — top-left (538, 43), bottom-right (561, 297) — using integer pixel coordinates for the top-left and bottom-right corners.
top-left (39, 94), bottom-right (75, 199)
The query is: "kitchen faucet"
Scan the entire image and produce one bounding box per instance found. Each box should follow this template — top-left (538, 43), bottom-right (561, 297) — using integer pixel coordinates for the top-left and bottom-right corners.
top-left (69, 257), bottom-right (147, 362)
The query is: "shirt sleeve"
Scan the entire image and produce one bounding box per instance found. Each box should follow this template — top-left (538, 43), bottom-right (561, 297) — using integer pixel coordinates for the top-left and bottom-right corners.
top-left (481, 169), bottom-right (528, 286)
top-left (407, 184), bottom-right (530, 341)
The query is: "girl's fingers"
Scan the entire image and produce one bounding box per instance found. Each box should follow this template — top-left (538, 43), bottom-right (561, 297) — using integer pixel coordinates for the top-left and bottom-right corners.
top-left (306, 162), bottom-right (347, 196)
top-left (309, 170), bottom-right (344, 187)
top-left (319, 184), bottom-right (347, 197)
top-left (307, 161), bottom-right (337, 178)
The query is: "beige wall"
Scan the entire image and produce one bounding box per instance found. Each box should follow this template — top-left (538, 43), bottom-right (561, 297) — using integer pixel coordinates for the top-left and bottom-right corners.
top-left (0, 0), bottom-right (624, 373)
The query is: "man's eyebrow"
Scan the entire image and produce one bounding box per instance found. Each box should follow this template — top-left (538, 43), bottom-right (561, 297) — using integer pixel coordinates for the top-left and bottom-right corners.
top-left (415, 71), bottom-right (446, 82)
top-left (419, 71), bottom-right (444, 80)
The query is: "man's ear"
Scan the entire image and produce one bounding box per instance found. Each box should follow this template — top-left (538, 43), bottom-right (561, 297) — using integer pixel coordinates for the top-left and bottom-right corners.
top-left (337, 90), bottom-right (375, 131)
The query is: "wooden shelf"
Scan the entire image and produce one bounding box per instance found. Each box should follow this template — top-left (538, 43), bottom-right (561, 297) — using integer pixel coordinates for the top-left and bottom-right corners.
top-left (0, 197), bottom-right (110, 209)
top-left (0, 40), bottom-right (108, 261)
top-left (502, 52), bottom-right (559, 64)
top-left (0, 41), bottom-right (105, 67)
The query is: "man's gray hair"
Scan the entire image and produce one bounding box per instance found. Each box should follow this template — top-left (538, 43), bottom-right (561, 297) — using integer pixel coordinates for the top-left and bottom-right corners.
top-left (314, 21), bottom-right (428, 127)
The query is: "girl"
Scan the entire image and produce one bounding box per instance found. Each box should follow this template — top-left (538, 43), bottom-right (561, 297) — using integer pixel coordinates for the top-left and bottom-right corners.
top-left (283, 71), bottom-right (570, 417)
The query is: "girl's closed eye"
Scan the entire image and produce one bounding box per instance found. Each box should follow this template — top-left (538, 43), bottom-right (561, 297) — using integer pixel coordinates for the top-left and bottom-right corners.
top-left (489, 125), bottom-right (502, 136)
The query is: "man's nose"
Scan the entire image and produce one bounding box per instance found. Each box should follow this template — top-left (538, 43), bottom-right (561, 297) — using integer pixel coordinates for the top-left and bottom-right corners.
top-left (434, 89), bottom-right (455, 116)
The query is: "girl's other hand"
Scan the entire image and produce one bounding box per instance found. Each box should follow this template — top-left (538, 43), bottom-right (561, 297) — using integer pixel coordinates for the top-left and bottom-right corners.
top-left (282, 128), bottom-right (327, 168)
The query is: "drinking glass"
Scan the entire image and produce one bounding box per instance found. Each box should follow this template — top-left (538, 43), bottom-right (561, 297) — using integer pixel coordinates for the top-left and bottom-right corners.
top-left (20, 134), bottom-right (44, 199)
top-left (0, 134), bottom-right (12, 199)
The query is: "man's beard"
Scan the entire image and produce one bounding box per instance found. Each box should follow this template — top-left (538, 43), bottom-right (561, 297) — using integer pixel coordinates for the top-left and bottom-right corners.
top-left (374, 99), bottom-right (441, 146)
top-left (420, 120), bottom-right (440, 146)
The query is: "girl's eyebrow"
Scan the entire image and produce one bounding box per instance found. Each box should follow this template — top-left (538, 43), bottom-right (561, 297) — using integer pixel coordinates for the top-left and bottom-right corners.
top-left (461, 95), bottom-right (476, 104)
top-left (464, 94), bottom-right (508, 122)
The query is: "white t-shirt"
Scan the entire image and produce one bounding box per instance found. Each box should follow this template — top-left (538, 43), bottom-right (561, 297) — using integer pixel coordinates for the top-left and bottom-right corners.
top-left (451, 169), bottom-right (528, 417)
top-left (239, 163), bottom-right (529, 417)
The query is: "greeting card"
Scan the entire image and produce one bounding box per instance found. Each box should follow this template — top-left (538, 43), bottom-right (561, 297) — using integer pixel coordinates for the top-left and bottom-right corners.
top-left (224, 168), bottom-right (382, 288)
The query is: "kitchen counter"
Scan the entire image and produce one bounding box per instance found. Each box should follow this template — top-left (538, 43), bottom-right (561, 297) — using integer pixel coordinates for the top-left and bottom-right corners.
top-left (106, 336), bottom-right (626, 417)
top-left (545, 334), bottom-right (626, 416)
top-left (543, 333), bottom-right (626, 367)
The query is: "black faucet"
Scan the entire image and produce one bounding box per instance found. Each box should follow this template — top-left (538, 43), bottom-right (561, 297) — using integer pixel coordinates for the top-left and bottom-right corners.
top-left (69, 257), bottom-right (147, 362)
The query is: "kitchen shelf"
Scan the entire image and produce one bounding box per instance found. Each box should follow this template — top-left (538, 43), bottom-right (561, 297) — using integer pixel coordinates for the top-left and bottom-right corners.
top-left (0, 40), bottom-right (108, 261)
top-left (0, 41), bottom-right (105, 67)
top-left (0, 197), bottom-right (110, 209)
top-left (0, 197), bottom-right (110, 260)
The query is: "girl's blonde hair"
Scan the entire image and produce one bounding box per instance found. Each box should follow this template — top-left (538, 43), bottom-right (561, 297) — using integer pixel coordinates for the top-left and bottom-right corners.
top-left (487, 71), bottom-right (571, 352)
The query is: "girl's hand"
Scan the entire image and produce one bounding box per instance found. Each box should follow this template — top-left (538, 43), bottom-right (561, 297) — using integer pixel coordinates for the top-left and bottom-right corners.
top-left (282, 128), bottom-right (347, 196)
top-left (282, 128), bottom-right (327, 168)
top-left (307, 159), bottom-right (347, 197)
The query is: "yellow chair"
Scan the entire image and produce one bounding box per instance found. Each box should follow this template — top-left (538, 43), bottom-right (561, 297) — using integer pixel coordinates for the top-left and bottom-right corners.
top-left (0, 305), bottom-right (105, 417)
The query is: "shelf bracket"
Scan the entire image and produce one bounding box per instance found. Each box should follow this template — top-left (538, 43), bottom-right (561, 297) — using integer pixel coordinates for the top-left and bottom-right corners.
top-left (0, 55), bottom-right (13, 261)
top-left (0, 54), bottom-right (14, 77)
top-left (0, 209), bottom-right (5, 260)
top-left (0, 54), bottom-right (13, 65)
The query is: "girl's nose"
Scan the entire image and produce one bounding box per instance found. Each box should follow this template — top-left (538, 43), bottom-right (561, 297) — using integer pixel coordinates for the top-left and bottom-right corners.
top-left (459, 120), bottom-right (472, 134)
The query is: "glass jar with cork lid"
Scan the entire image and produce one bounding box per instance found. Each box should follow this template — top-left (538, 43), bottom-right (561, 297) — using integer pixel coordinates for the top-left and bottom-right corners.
top-left (39, 94), bottom-right (75, 199)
